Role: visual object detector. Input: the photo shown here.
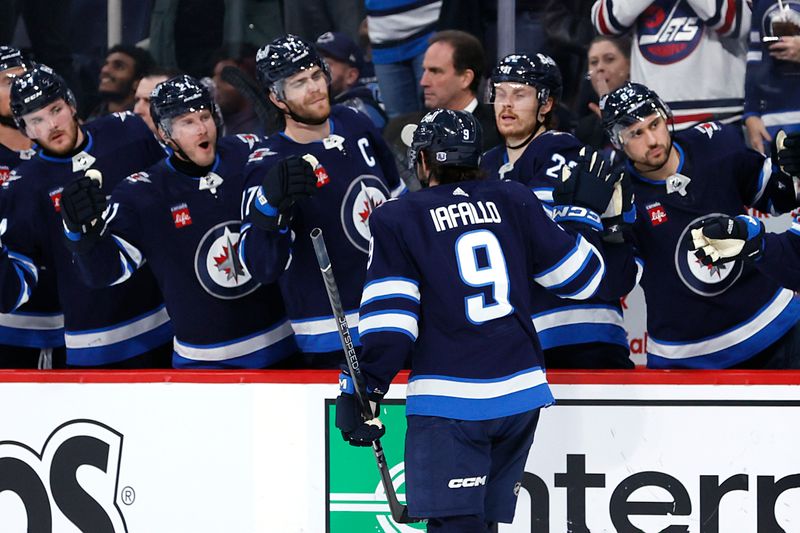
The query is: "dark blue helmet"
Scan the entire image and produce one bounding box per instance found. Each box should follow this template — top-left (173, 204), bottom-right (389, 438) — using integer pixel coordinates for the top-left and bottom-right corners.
top-left (0, 46), bottom-right (32, 73)
top-left (490, 53), bottom-right (563, 106)
top-left (600, 82), bottom-right (672, 149)
top-left (255, 34), bottom-right (330, 96)
top-left (149, 74), bottom-right (222, 135)
top-left (10, 64), bottom-right (76, 131)
top-left (404, 109), bottom-right (483, 170)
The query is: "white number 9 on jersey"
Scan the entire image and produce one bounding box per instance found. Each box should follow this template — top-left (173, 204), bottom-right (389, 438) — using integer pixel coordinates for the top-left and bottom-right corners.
top-left (455, 229), bottom-right (514, 324)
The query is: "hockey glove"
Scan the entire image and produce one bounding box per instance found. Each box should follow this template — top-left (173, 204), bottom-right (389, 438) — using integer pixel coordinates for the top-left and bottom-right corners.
top-left (601, 171), bottom-right (636, 244)
top-left (553, 148), bottom-right (617, 217)
top-left (775, 130), bottom-right (800, 178)
top-left (250, 156), bottom-right (317, 232)
top-left (61, 171), bottom-right (107, 253)
top-left (689, 215), bottom-right (764, 265)
top-left (335, 372), bottom-right (386, 447)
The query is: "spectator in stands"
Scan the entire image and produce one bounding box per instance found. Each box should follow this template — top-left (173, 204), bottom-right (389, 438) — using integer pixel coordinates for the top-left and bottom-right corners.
top-left (88, 44), bottom-right (155, 120)
top-left (316, 31), bottom-right (387, 131)
top-left (133, 68), bottom-right (181, 135)
top-left (575, 35), bottom-right (631, 151)
top-left (744, 0), bottom-right (800, 154)
top-left (384, 31), bottom-right (501, 168)
top-left (592, 0), bottom-right (750, 130)
top-left (366, 0), bottom-right (441, 117)
top-left (283, 0), bottom-right (364, 45)
top-left (211, 48), bottom-right (263, 136)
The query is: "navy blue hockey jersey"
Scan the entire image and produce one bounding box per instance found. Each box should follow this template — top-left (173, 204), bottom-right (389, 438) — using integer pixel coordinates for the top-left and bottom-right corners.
top-left (481, 131), bottom-right (630, 352)
top-left (69, 135), bottom-right (295, 368)
top-left (0, 142), bottom-right (63, 348)
top-left (760, 218), bottom-right (800, 291)
top-left (241, 105), bottom-right (403, 354)
top-left (357, 180), bottom-right (606, 420)
top-left (0, 112), bottom-right (172, 365)
top-left (628, 122), bottom-right (800, 368)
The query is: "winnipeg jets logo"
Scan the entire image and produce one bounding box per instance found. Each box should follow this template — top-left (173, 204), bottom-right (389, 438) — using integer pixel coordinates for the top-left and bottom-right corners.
top-left (194, 221), bottom-right (260, 299)
top-left (676, 214), bottom-right (742, 297)
top-left (236, 133), bottom-right (260, 150)
top-left (340, 175), bottom-right (390, 253)
top-left (694, 122), bottom-right (721, 139)
top-left (248, 148), bottom-right (278, 163)
top-left (637, 3), bottom-right (702, 65)
top-left (125, 172), bottom-right (151, 184)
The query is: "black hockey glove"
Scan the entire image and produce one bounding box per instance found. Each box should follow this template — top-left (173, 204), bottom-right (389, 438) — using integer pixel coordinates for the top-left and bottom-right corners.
top-left (250, 156), bottom-right (317, 232)
top-left (600, 171), bottom-right (636, 244)
top-left (553, 148), bottom-right (617, 217)
top-left (689, 214), bottom-right (764, 266)
top-left (775, 130), bottom-right (800, 178)
top-left (335, 372), bottom-right (385, 447)
top-left (61, 171), bottom-right (107, 253)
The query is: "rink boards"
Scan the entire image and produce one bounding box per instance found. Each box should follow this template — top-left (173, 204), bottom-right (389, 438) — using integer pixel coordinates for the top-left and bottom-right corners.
top-left (0, 370), bottom-right (798, 532)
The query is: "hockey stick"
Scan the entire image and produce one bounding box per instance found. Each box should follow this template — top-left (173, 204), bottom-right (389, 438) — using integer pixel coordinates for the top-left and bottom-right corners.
top-left (219, 66), bottom-right (281, 135)
top-left (310, 227), bottom-right (420, 525)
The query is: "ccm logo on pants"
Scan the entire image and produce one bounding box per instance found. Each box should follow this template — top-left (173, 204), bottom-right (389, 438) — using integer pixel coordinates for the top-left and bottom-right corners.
top-left (448, 476), bottom-right (487, 489)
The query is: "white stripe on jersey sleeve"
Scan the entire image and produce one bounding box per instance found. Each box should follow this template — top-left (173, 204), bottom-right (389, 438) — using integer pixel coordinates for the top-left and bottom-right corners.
top-left (361, 277), bottom-right (420, 306)
top-left (358, 310), bottom-right (418, 341)
top-left (533, 235), bottom-right (595, 289)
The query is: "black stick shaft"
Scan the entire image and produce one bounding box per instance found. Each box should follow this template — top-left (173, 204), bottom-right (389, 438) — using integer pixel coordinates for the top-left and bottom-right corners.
top-left (310, 227), bottom-right (419, 524)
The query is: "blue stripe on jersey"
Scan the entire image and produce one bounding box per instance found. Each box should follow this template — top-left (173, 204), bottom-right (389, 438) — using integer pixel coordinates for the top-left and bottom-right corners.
top-left (64, 305), bottom-right (173, 366)
top-left (172, 334), bottom-right (296, 369)
top-left (538, 323), bottom-right (629, 350)
top-left (406, 367), bottom-right (554, 420)
top-left (647, 289), bottom-right (800, 369)
top-left (295, 327), bottom-right (361, 353)
top-left (407, 383), bottom-right (554, 420)
top-left (66, 319), bottom-right (173, 366)
top-left (361, 276), bottom-right (420, 306)
top-left (0, 311), bottom-right (64, 348)
top-left (359, 309), bottom-right (419, 341)
top-left (371, 32), bottom-right (432, 64)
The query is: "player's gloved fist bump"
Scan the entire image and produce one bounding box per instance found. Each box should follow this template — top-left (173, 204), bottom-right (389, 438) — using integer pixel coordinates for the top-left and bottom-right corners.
top-left (775, 130), bottom-right (800, 178)
top-left (61, 171), bottom-right (107, 252)
top-left (601, 171), bottom-right (635, 244)
top-left (553, 147), bottom-right (616, 216)
top-left (251, 156), bottom-right (317, 231)
top-left (689, 214), bottom-right (764, 266)
top-left (335, 372), bottom-right (385, 447)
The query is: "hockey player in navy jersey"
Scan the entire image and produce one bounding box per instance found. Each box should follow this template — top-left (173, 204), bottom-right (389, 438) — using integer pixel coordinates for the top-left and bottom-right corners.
top-left (335, 109), bottom-right (608, 531)
top-left (690, 133), bottom-right (800, 291)
top-left (0, 65), bottom-right (173, 368)
top-left (602, 81), bottom-right (800, 369)
top-left (241, 35), bottom-right (403, 367)
top-left (0, 47), bottom-right (66, 368)
top-left (481, 53), bottom-right (635, 369)
top-left (59, 75), bottom-right (295, 369)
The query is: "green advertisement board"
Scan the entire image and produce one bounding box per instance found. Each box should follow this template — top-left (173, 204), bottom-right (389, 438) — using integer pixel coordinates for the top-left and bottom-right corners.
top-left (326, 399), bottom-right (426, 532)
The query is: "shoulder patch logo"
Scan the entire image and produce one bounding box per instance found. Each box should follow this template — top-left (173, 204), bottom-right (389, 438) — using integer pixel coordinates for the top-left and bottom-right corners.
top-left (248, 148), bottom-right (277, 163)
top-left (236, 133), bottom-right (260, 150)
top-left (125, 172), bottom-right (151, 184)
top-left (693, 122), bottom-right (721, 138)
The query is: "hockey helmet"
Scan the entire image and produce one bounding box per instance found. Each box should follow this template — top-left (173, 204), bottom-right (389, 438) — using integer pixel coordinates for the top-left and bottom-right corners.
top-left (402, 109), bottom-right (483, 170)
top-left (0, 46), bottom-right (32, 74)
top-left (149, 74), bottom-right (222, 136)
top-left (255, 34), bottom-right (330, 96)
top-left (489, 53), bottom-right (563, 107)
top-left (600, 82), bottom-right (672, 149)
top-left (10, 64), bottom-right (77, 132)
